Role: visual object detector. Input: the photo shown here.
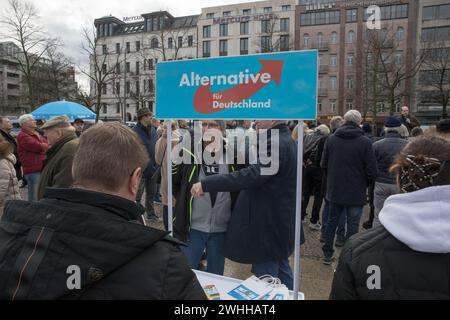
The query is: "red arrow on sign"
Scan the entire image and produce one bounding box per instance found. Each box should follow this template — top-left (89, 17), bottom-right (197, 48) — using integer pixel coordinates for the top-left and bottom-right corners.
top-left (193, 60), bottom-right (284, 114)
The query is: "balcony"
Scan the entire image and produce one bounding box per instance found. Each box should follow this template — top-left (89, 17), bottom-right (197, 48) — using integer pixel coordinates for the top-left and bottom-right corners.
top-left (319, 65), bottom-right (329, 74)
top-left (318, 88), bottom-right (328, 97)
top-left (240, 50), bottom-right (248, 55)
top-left (219, 51), bottom-right (228, 57)
top-left (312, 41), bottom-right (329, 51)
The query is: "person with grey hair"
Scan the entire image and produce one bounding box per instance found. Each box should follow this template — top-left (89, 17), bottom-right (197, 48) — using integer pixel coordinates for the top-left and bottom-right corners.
top-left (17, 114), bottom-right (49, 201)
top-left (37, 116), bottom-right (79, 200)
top-left (321, 110), bottom-right (377, 265)
top-left (371, 116), bottom-right (408, 227)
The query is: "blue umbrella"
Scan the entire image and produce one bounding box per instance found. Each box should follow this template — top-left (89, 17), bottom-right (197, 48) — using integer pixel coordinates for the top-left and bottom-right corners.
top-left (32, 101), bottom-right (96, 122)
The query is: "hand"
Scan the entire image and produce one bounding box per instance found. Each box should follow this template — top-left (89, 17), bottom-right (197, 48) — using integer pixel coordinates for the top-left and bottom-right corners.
top-left (191, 182), bottom-right (204, 198)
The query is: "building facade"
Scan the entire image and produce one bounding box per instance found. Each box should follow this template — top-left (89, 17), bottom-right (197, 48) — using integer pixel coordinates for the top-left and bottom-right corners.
top-left (93, 12), bottom-right (199, 121)
top-left (415, 0), bottom-right (450, 124)
top-left (92, 0), bottom-right (448, 124)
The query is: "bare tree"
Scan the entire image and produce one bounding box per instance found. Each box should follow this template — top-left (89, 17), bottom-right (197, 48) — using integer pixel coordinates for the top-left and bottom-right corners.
top-left (255, 16), bottom-right (294, 53)
top-left (44, 43), bottom-right (74, 101)
top-left (364, 29), bottom-right (424, 116)
top-left (0, 0), bottom-right (56, 110)
top-left (79, 27), bottom-right (121, 123)
top-left (421, 42), bottom-right (450, 119)
top-left (74, 84), bottom-right (95, 111)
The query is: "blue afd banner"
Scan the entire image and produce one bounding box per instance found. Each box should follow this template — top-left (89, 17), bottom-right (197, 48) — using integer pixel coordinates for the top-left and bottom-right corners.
top-left (155, 50), bottom-right (318, 120)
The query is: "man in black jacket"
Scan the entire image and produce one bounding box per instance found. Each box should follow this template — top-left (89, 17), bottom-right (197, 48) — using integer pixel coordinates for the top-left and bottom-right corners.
top-left (191, 121), bottom-right (303, 290)
top-left (320, 110), bottom-right (377, 265)
top-left (0, 122), bottom-right (205, 300)
top-left (0, 116), bottom-right (22, 180)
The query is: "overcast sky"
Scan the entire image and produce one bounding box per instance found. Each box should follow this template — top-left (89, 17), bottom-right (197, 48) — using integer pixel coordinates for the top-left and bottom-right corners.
top-left (0, 0), bottom-right (258, 92)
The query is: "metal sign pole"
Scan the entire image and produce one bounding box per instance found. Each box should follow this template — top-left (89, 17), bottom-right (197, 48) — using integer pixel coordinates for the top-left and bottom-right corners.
top-left (166, 120), bottom-right (174, 235)
top-left (293, 121), bottom-right (304, 300)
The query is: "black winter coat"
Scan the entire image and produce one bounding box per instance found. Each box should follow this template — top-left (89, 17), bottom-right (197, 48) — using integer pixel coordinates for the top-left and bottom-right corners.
top-left (172, 146), bottom-right (239, 242)
top-left (201, 124), bottom-right (302, 264)
top-left (373, 132), bottom-right (408, 184)
top-left (330, 225), bottom-right (450, 300)
top-left (321, 122), bottom-right (377, 206)
top-left (0, 188), bottom-right (205, 300)
top-left (133, 123), bottom-right (158, 178)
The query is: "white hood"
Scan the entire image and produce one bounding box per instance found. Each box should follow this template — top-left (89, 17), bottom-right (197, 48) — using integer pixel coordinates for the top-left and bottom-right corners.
top-left (379, 185), bottom-right (450, 254)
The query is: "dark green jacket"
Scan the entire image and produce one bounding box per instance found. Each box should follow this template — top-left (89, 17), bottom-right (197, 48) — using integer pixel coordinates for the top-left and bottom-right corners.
top-left (37, 132), bottom-right (78, 200)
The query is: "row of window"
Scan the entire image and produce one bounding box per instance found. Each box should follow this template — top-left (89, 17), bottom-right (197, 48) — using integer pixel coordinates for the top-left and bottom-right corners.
top-left (102, 36), bottom-right (195, 54)
top-left (203, 19), bottom-right (290, 38)
top-left (316, 101), bottom-right (403, 114)
top-left (102, 102), bottom-right (154, 115)
top-left (202, 35), bottom-right (290, 57)
top-left (422, 26), bottom-right (450, 42)
top-left (205, 5), bottom-right (292, 19)
top-left (300, 4), bottom-right (408, 26)
top-left (302, 27), bottom-right (405, 47)
top-left (102, 79), bottom-right (155, 96)
top-left (422, 4), bottom-right (450, 20)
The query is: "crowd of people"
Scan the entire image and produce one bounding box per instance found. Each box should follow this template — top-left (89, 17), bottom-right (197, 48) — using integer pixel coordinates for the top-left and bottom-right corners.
top-left (0, 105), bottom-right (449, 299)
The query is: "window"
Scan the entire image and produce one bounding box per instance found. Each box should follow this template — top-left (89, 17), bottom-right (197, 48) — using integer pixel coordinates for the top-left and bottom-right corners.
top-left (346, 9), bottom-right (357, 22)
top-left (188, 36), bottom-right (193, 47)
top-left (178, 36), bottom-right (183, 48)
top-left (102, 83), bottom-right (107, 95)
top-left (116, 43), bottom-right (120, 54)
top-left (151, 38), bottom-right (159, 49)
top-left (439, 4), bottom-right (450, 19)
top-left (347, 54), bottom-right (354, 66)
top-left (282, 5), bottom-right (291, 12)
top-left (240, 21), bottom-right (249, 35)
top-left (135, 81), bottom-right (140, 96)
top-left (280, 35), bottom-right (290, 51)
top-left (264, 7), bottom-right (272, 13)
top-left (102, 104), bottom-right (107, 114)
top-left (303, 33), bottom-right (310, 47)
top-left (331, 101), bottom-right (336, 113)
top-left (240, 38), bottom-right (249, 55)
top-left (206, 13), bottom-right (214, 19)
top-left (220, 24), bottom-right (228, 37)
top-left (135, 62), bottom-right (140, 75)
top-left (126, 82), bottom-right (130, 94)
top-left (330, 76), bottom-right (337, 90)
top-left (261, 20), bottom-right (270, 34)
top-left (261, 36), bottom-right (271, 52)
top-left (300, 10), bottom-right (340, 26)
top-left (148, 59), bottom-right (154, 70)
top-left (346, 101), bottom-right (353, 110)
top-left (149, 79), bottom-right (154, 93)
top-left (280, 18), bottom-right (289, 32)
top-left (318, 101), bottom-right (322, 112)
top-left (317, 32), bottom-right (324, 46)
top-left (223, 11), bottom-right (231, 17)
top-left (396, 27), bottom-right (404, 41)
top-left (116, 103), bottom-right (120, 114)
top-left (203, 25), bottom-right (211, 38)
top-left (395, 52), bottom-right (403, 65)
top-left (136, 41), bottom-right (140, 52)
top-left (219, 40), bottom-right (228, 56)
top-left (347, 30), bottom-right (355, 43)
top-left (102, 45), bottom-right (107, 54)
top-left (102, 64), bottom-right (107, 74)
top-left (330, 55), bottom-right (337, 67)
top-left (126, 62), bottom-right (130, 73)
top-left (347, 78), bottom-right (353, 89)
top-left (423, 6), bottom-right (435, 20)
top-left (203, 41), bottom-right (211, 57)
top-left (126, 42), bottom-right (130, 53)
top-left (116, 82), bottom-right (120, 95)
top-left (168, 37), bottom-right (173, 49)
top-left (243, 9), bottom-right (251, 15)
top-left (330, 32), bottom-right (338, 44)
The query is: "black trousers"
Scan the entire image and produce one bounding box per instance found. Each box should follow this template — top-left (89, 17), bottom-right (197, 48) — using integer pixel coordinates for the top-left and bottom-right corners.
top-left (302, 165), bottom-right (324, 224)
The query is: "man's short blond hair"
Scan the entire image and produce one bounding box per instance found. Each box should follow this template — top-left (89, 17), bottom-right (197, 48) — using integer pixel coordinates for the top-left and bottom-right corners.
top-left (72, 122), bottom-right (149, 192)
